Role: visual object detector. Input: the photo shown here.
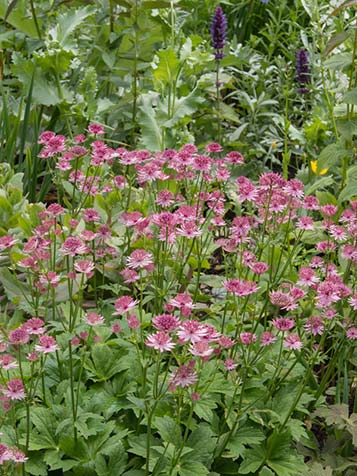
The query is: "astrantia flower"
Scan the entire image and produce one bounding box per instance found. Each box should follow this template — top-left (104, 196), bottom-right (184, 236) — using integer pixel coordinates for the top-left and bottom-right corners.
top-left (0, 444), bottom-right (11, 464)
top-left (240, 332), bottom-right (257, 345)
top-left (0, 235), bottom-right (17, 250)
top-left (60, 237), bottom-right (89, 256)
top-left (10, 448), bottom-right (28, 462)
top-left (284, 334), bottom-right (303, 350)
top-left (272, 317), bottom-right (295, 332)
top-left (0, 354), bottom-right (18, 370)
top-left (3, 379), bottom-right (25, 400)
top-left (113, 296), bottom-right (138, 315)
top-left (223, 279), bottom-right (259, 296)
top-left (145, 332), bottom-right (175, 352)
top-left (177, 320), bottom-right (208, 343)
top-left (224, 358), bottom-right (238, 370)
top-left (189, 341), bottom-right (214, 358)
top-left (347, 328), bottom-right (357, 339)
top-left (305, 316), bottom-right (324, 336)
top-left (127, 249), bottom-right (154, 269)
top-left (35, 335), bottom-right (59, 353)
top-left (260, 331), bottom-right (277, 347)
top-left (169, 361), bottom-right (197, 390)
top-left (83, 312), bottom-right (105, 326)
top-left (210, 6), bottom-right (227, 60)
top-left (9, 326), bottom-right (30, 345)
top-left (152, 314), bottom-right (180, 332)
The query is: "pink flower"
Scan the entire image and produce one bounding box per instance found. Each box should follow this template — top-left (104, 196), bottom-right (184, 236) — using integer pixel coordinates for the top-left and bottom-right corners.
top-left (240, 332), bottom-right (257, 344)
top-left (113, 296), bottom-right (138, 315)
top-left (347, 328), bottom-right (357, 340)
top-left (0, 444), bottom-right (11, 464)
top-left (9, 326), bottom-right (30, 345)
top-left (82, 208), bottom-right (100, 223)
top-left (156, 190), bottom-right (175, 207)
top-left (35, 335), bottom-right (59, 353)
top-left (260, 331), bottom-right (277, 347)
top-left (296, 216), bottom-right (315, 230)
top-left (27, 352), bottom-right (39, 362)
top-left (88, 123), bottom-right (105, 134)
top-left (83, 312), bottom-right (105, 326)
top-left (74, 260), bottom-right (95, 277)
top-left (249, 261), bottom-right (268, 274)
top-left (0, 354), bottom-right (18, 370)
top-left (189, 341), bottom-right (214, 358)
top-left (177, 320), bottom-right (208, 343)
top-left (24, 318), bottom-right (46, 335)
top-left (145, 332), bottom-right (175, 352)
top-left (218, 336), bottom-right (235, 349)
top-left (224, 358), bottom-right (238, 370)
top-left (10, 448), bottom-right (28, 462)
top-left (305, 316), bottom-right (324, 336)
top-left (297, 267), bottom-right (319, 287)
top-left (169, 293), bottom-right (195, 316)
top-left (3, 379), bottom-right (25, 400)
top-left (60, 237), bottom-right (89, 256)
top-left (223, 279), bottom-right (259, 296)
top-left (127, 249), bottom-right (154, 269)
top-left (152, 314), bottom-right (180, 332)
top-left (127, 314), bottom-right (140, 329)
top-left (111, 322), bottom-right (121, 334)
top-left (321, 204), bottom-right (338, 217)
top-left (0, 235), bottom-right (17, 250)
top-left (120, 268), bottom-right (139, 283)
top-left (169, 361), bottom-right (197, 390)
top-left (283, 334), bottom-right (302, 350)
top-left (205, 142), bottom-right (223, 153)
top-left (272, 317), bottom-right (295, 332)
top-left (349, 293), bottom-right (357, 310)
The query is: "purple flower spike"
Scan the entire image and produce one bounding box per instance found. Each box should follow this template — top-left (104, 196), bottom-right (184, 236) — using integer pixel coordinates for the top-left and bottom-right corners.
top-left (210, 6), bottom-right (227, 60)
top-left (296, 49), bottom-right (311, 94)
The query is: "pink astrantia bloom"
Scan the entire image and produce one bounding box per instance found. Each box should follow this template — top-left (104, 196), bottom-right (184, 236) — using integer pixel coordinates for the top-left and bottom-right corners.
top-left (0, 235), bottom-right (17, 250)
top-left (113, 296), bottom-right (138, 315)
top-left (83, 312), bottom-right (105, 326)
top-left (169, 293), bottom-right (195, 316)
top-left (0, 444), bottom-right (11, 464)
top-left (189, 341), bottom-right (214, 358)
top-left (88, 123), bottom-right (105, 134)
top-left (0, 354), bottom-right (18, 370)
top-left (218, 336), bottom-right (235, 349)
top-left (297, 267), bottom-right (319, 287)
top-left (35, 335), bottom-right (60, 353)
top-left (347, 328), bottom-right (357, 339)
top-left (9, 326), bottom-right (30, 345)
top-left (249, 261), bottom-right (268, 274)
top-left (349, 293), bottom-right (357, 310)
top-left (74, 260), bottom-right (95, 277)
top-left (169, 361), bottom-right (197, 390)
top-left (223, 279), bottom-right (259, 296)
top-left (305, 316), bottom-right (324, 336)
top-left (283, 334), bottom-right (303, 350)
top-left (120, 268), bottom-right (139, 283)
top-left (224, 358), bottom-right (238, 371)
top-left (269, 290), bottom-right (297, 311)
top-left (3, 379), bottom-right (25, 400)
top-left (260, 331), bottom-right (277, 346)
top-left (10, 448), bottom-right (28, 462)
top-left (25, 318), bottom-right (46, 335)
top-left (60, 237), bottom-right (89, 256)
top-left (177, 320), bottom-right (208, 343)
top-left (321, 204), bottom-right (338, 217)
top-left (127, 249), bottom-right (154, 269)
top-left (152, 314), bottom-right (180, 332)
top-left (240, 332), bottom-right (257, 344)
top-left (145, 332), bottom-right (175, 352)
top-left (272, 317), bottom-right (295, 332)
top-left (296, 216), bottom-right (315, 230)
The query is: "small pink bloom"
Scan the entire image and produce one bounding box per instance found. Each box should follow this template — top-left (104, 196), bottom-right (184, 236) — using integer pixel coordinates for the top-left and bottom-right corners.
top-left (169, 361), bottom-right (197, 390)
top-left (120, 268), bottom-right (139, 283)
top-left (189, 341), bottom-right (214, 358)
top-left (240, 332), bottom-right (256, 345)
top-left (74, 260), bottom-right (95, 277)
top-left (127, 314), bottom-right (140, 329)
top-left (83, 312), bottom-right (105, 326)
top-left (177, 320), bottom-right (208, 343)
top-left (127, 249), bottom-right (154, 269)
top-left (305, 316), bottom-right (324, 336)
top-left (25, 318), bottom-right (46, 335)
top-left (0, 444), bottom-right (11, 463)
top-left (88, 123), bottom-right (105, 134)
top-left (0, 235), bottom-right (17, 250)
top-left (152, 314), bottom-right (180, 332)
top-left (272, 317), bottom-right (295, 332)
top-left (223, 279), bottom-right (259, 296)
top-left (0, 354), bottom-right (18, 370)
top-left (205, 142), bottom-right (223, 153)
top-left (35, 335), bottom-right (59, 354)
top-left (283, 334), bottom-right (302, 350)
top-left (9, 326), bottom-right (30, 345)
top-left (10, 448), bottom-right (28, 462)
top-left (27, 351), bottom-right (39, 362)
top-left (3, 379), bottom-right (25, 400)
top-left (260, 331), bottom-right (277, 347)
top-left (82, 208), bottom-right (100, 223)
top-left (111, 322), bottom-right (121, 334)
top-left (224, 358), bottom-right (238, 371)
top-left (347, 328), bottom-right (357, 340)
top-left (113, 296), bottom-right (138, 315)
top-left (321, 204), bottom-right (338, 217)
top-left (145, 332), bottom-right (175, 352)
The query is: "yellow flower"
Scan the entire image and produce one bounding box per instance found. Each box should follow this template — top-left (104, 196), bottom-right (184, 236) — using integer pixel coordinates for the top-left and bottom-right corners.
top-left (310, 160), bottom-right (328, 175)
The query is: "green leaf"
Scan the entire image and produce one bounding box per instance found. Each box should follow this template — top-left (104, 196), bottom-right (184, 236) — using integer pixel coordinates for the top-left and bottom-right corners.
top-left (138, 96), bottom-right (163, 151)
top-left (342, 88), bottom-right (357, 104)
top-left (155, 416), bottom-right (182, 445)
top-left (324, 52), bottom-right (352, 71)
top-left (193, 398), bottom-right (217, 422)
top-left (339, 183), bottom-right (357, 202)
top-left (153, 48), bottom-right (180, 84)
top-left (307, 462), bottom-right (333, 476)
top-left (186, 424), bottom-right (217, 464)
top-left (260, 467), bottom-right (275, 476)
top-left (95, 440), bottom-right (127, 476)
top-left (179, 461), bottom-right (209, 476)
top-left (226, 421), bottom-right (265, 459)
top-left (163, 91), bottom-right (205, 128)
top-left (0, 268), bottom-right (32, 312)
top-left (268, 455), bottom-right (307, 476)
top-left (49, 6), bottom-right (95, 48)
top-left (239, 445), bottom-right (265, 474)
top-left (316, 142), bottom-right (349, 173)
top-left (29, 408), bottom-right (58, 450)
top-left (84, 344), bottom-right (129, 381)
top-left (0, 0), bottom-right (40, 37)
top-left (305, 176), bottom-right (335, 195)
top-left (323, 30), bottom-right (350, 56)
top-left (25, 454), bottom-right (48, 476)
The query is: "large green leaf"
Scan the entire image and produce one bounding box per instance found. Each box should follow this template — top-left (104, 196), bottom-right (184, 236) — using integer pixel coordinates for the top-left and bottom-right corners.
top-left (49, 6), bottom-right (95, 49)
top-left (316, 142), bottom-right (349, 173)
top-left (0, 0), bottom-right (40, 37)
top-left (154, 416), bottom-right (182, 445)
top-left (153, 48), bottom-right (180, 84)
top-left (226, 421), bottom-right (265, 459)
top-left (84, 344), bottom-right (129, 381)
top-left (138, 96), bottom-right (163, 151)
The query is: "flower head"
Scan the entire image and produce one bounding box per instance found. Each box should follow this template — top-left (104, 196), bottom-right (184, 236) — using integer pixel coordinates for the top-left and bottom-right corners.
top-left (210, 6), bottom-right (227, 60)
top-left (296, 49), bottom-right (310, 93)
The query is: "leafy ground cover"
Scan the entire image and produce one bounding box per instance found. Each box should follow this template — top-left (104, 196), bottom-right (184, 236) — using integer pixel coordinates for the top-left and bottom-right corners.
top-left (0, 1), bottom-right (357, 475)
